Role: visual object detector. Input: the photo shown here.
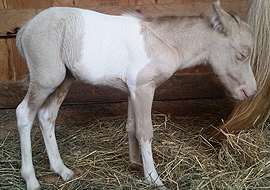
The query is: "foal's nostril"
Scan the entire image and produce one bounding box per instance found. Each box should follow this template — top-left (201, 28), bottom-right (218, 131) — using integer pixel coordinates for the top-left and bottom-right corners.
top-left (241, 89), bottom-right (249, 99)
top-left (240, 86), bottom-right (256, 99)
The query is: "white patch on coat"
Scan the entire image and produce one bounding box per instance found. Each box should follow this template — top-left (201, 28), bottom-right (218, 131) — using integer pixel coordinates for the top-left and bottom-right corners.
top-left (73, 10), bottom-right (150, 95)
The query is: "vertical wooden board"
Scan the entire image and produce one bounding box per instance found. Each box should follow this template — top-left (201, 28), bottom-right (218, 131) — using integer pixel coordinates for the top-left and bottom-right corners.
top-left (0, 38), bottom-right (13, 81)
top-left (10, 38), bottom-right (29, 81)
top-left (0, 8), bottom-right (43, 36)
top-left (0, 0), bottom-right (7, 9)
top-left (222, 0), bottom-right (250, 21)
top-left (0, 38), bottom-right (28, 82)
top-left (0, 38), bottom-right (9, 81)
top-left (5, 38), bottom-right (16, 81)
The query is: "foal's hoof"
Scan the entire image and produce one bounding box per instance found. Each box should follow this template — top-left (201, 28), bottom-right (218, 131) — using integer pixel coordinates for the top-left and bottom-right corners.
top-left (156, 185), bottom-right (167, 190)
top-left (61, 169), bottom-right (76, 181)
top-left (129, 162), bottom-right (142, 171)
top-left (26, 179), bottom-right (40, 190)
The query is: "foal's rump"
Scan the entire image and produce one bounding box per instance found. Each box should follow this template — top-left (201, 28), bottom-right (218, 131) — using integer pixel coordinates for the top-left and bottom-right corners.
top-left (15, 7), bottom-right (81, 88)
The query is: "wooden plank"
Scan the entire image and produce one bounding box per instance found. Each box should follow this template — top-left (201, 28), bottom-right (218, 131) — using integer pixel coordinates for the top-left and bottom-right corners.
top-left (75, 0), bottom-right (136, 7)
top-left (9, 37), bottom-right (29, 80)
top-left (0, 99), bottom-right (233, 130)
top-left (0, 8), bottom-right (43, 36)
top-left (1, 0), bottom-right (244, 9)
top-left (39, 99), bottom-right (233, 118)
top-left (0, 0), bottom-right (249, 36)
top-left (0, 38), bottom-right (23, 81)
top-left (0, 37), bottom-right (28, 81)
top-left (0, 0), bottom-right (214, 9)
top-left (0, 0), bottom-right (7, 9)
top-left (0, 73), bottom-right (226, 109)
top-left (2, 0), bottom-right (144, 9)
top-left (1, 0), bottom-right (75, 9)
top-left (0, 38), bottom-right (11, 81)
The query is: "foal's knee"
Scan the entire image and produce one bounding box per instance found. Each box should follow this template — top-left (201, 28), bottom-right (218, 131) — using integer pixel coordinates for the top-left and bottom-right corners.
top-left (135, 127), bottom-right (153, 142)
top-left (126, 119), bottom-right (135, 134)
top-left (16, 100), bottom-right (33, 130)
top-left (38, 107), bottom-right (55, 130)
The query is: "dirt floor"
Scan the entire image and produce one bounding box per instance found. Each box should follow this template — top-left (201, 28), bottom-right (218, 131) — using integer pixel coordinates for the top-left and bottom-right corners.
top-left (1, 100), bottom-right (270, 189)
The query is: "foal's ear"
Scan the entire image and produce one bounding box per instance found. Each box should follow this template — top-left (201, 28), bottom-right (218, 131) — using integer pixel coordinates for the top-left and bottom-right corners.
top-left (209, 0), bottom-right (239, 34)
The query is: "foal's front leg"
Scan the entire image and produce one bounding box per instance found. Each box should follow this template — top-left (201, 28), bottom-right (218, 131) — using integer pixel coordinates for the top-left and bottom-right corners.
top-left (126, 96), bottom-right (142, 170)
top-left (131, 84), bottom-right (166, 190)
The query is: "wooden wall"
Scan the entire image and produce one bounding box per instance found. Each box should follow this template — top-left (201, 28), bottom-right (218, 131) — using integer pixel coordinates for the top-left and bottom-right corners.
top-left (0, 0), bottom-right (249, 108)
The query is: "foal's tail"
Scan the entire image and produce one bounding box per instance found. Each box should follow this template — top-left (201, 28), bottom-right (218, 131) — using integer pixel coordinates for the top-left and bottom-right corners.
top-left (16, 23), bottom-right (28, 62)
top-left (16, 23), bottom-right (30, 89)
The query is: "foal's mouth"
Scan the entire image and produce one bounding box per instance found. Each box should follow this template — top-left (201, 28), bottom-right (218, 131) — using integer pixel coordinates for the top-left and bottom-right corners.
top-left (241, 89), bottom-right (249, 99)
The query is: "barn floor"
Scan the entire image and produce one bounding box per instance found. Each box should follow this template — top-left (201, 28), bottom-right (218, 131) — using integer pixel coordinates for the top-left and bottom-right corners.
top-left (1, 99), bottom-right (270, 189)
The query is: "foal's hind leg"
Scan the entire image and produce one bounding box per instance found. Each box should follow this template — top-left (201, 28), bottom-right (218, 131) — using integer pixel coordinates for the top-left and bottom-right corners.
top-left (17, 83), bottom-right (62, 190)
top-left (37, 73), bottom-right (75, 181)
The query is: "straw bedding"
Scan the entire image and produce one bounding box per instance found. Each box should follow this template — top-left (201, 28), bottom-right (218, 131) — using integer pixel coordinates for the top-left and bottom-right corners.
top-left (1, 105), bottom-right (270, 189)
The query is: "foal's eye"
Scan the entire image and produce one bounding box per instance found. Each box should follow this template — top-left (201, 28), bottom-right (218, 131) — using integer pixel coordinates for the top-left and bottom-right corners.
top-left (239, 52), bottom-right (249, 60)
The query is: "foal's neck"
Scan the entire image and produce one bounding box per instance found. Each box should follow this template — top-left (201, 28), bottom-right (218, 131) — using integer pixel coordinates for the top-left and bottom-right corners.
top-left (144, 15), bottom-right (218, 70)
